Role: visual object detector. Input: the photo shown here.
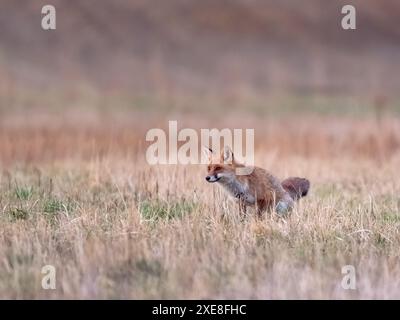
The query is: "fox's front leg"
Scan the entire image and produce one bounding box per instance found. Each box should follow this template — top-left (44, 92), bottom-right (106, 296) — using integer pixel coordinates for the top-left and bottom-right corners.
top-left (256, 199), bottom-right (267, 218)
top-left (238, 196), bottom-right (247, 218)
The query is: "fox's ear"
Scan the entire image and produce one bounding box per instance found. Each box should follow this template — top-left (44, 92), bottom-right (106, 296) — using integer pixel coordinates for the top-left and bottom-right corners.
top-left (222, 146), bottom-right (234, 163)
top-left (202, 146), bottom-right (213, 162)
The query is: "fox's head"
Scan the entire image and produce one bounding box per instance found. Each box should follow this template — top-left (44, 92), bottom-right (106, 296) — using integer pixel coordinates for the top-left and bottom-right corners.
top-left (205, 147), bottom-right (237, 183)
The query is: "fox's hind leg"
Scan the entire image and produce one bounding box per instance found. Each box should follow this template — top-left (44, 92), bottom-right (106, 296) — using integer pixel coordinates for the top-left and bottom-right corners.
top-left (275, 194), bottom-right (294, 215)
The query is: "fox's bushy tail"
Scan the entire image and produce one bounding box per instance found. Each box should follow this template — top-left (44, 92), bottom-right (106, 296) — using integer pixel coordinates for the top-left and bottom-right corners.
top-left (281, 177), bottom-right (310, 201)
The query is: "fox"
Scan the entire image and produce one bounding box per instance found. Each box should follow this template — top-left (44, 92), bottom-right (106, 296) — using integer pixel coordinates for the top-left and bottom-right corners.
top-left (205, 147), bottom-right (310, 216)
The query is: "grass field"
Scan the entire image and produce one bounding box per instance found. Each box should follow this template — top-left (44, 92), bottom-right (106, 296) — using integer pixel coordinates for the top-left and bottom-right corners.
top-left (1, 0), bottom-right (400, 301)
top-left (0, 98), bottom-right (399, 299)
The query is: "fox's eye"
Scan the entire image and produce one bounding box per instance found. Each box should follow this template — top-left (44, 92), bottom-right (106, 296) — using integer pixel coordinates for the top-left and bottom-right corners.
top-left (214, 166), bottom-right (222, 171)
top-left (207, 165), bottom-right (211, 171)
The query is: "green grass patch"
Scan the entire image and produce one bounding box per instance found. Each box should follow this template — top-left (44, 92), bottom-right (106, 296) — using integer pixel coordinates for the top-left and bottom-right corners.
top-left (380, 211), bottom-right (400, 224)
top-left (139, 199), bottom-right (197, 221)
top-left (42, 197), bottom-right (75, 225)
top-left (43, 198), bottom-right (65, 214)
top-left (14, 186), bottom-right (34, 200)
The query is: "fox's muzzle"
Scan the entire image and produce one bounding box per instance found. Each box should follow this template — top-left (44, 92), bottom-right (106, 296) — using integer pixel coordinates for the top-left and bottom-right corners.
top-left (205, 175), bottom-right (220, 183)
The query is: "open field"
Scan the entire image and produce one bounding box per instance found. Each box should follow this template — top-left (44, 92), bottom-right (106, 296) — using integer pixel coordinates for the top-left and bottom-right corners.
top-left (1, 0), bottom-right (400, 300)
top-left (0, 104), bottom-right (399, 299)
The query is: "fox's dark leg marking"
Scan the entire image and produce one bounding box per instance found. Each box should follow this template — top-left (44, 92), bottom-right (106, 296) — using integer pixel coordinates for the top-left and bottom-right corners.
top-left (238, 196), bottom-right (247, 218)
top-left (256, 199), bottom-right (267, 218)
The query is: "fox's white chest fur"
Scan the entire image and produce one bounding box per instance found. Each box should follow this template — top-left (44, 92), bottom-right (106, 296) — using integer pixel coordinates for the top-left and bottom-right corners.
top-left (219, 178), bottom-right (256, 205)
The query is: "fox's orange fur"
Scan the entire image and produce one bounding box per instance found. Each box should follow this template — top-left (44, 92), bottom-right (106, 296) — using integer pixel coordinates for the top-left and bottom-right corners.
top-left (205, 147), bottom-right (310, 216)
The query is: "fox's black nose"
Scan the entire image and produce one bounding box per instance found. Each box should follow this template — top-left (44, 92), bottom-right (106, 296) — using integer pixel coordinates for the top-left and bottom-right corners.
top-left (205, 176), bottom-right (210, 182)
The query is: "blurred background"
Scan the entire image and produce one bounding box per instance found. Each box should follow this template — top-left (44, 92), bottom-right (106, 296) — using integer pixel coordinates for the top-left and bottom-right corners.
top-left (1, 1), bottom-right (400, 93)
top-left (0, 0), bottom-right (399, 163)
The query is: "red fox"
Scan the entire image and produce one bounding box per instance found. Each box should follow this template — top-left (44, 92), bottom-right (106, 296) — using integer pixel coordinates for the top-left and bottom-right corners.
top-left (205, 147), bottom-right (310, 216)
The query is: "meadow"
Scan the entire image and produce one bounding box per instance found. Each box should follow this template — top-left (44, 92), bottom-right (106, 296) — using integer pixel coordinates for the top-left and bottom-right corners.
top-left (0, 93), bottom-right (399, 299)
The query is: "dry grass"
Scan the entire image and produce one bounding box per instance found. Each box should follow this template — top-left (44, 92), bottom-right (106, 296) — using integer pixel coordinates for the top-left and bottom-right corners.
top-left (0, 111), bottom-right (399, 299)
